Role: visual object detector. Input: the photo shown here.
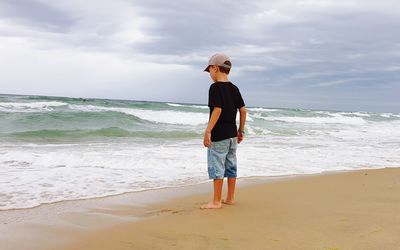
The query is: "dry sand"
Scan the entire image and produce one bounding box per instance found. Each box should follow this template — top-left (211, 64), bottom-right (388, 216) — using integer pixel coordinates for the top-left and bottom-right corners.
top-left (2, 168), bottom-right (400, 250)
top-left (58, 168), bottom-right (400, 250)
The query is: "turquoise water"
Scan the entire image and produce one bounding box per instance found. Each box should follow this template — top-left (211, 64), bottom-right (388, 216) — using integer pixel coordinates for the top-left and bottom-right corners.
top-left (1, 94), bottom-right (398, 142)
top-left (0, 94), bottom-right (208, 142)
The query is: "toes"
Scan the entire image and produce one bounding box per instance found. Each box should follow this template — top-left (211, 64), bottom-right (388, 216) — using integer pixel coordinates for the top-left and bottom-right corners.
top-left (222, 200), bottom-right (235, 205)
top-left (200, 202), bottom-right (222, 209)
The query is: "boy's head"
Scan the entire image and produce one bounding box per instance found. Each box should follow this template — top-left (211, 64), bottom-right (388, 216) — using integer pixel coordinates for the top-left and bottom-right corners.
top-left (204, 53), bottom-right (232, 75)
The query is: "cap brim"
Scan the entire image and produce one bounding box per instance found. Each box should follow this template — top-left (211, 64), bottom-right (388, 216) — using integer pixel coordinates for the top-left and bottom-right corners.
top-left (204, 65), bottom-right (211, 72)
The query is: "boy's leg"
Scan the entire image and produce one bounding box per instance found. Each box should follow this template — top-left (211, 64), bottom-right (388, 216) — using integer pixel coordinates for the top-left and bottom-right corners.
top-left (224, 138), bottom-right (238, 205)
top-left (213, 179), bottom-right (223, 203)
top-left (202, 139), bottom-right (229, 209)
top-left (224, 177), bottom-right (236, 204)
top-left (200, 179), bottom-right (223, 209)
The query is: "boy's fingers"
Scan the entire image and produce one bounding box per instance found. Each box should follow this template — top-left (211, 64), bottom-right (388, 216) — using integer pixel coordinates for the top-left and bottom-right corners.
top-left (203, 138), bottom-right (212, 147)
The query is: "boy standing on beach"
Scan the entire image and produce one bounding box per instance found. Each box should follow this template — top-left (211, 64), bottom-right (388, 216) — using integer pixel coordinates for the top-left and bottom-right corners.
top-left (201, 53), bottom-right (247, 209)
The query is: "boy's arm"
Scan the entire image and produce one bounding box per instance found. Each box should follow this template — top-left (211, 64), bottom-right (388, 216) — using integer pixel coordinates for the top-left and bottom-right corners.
top-left (237, 106), bottom-right (247, 144)
top-left (203, 107), bottom-right (222, 147)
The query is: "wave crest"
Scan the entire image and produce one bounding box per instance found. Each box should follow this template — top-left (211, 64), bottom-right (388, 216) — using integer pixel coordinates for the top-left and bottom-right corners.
top-left (0, 101), bottom-right (67, 112)
top-left (69, 104), bottom-right (208, 126)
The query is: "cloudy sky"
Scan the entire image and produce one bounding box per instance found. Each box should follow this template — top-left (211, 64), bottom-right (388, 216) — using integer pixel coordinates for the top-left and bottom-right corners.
top-left (0, 0), bottom-right (399, 112)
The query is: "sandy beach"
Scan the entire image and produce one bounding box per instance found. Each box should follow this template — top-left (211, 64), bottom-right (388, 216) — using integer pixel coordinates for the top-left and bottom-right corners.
top-left (1, 167), bottom-right (400, 250)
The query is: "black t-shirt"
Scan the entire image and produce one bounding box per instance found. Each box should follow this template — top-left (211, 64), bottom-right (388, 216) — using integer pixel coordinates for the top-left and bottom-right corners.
top-left (208, 81), bottom-right (245, 142)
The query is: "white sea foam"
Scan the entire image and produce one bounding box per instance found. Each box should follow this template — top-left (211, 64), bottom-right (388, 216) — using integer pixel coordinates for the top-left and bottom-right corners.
top-left (0, 141), bottom-right (206, 210)
top-left (0, 101), bottom-right (67, 112)
top-left (190, 105), bottom-right (209, 109)
top-left (380, 113), bottom-right (400, 118)
top-left (1, 123), bottom-right (399, 210)
top-left (247, 107), bottom-right (280, 112)
top-left (327, 120), bottom-right (400, 141)
top-left (249, 113), bottom-right (263, 119)
top-left (245, 125), bottom-right (270, 135)
top-left (337, 111), bottom-right (371, 117)
top-left (256, 114), bottom-right (366, 125)
top-left (69, 104), bottom-right (208, 125)
top-left (167, 103), bottom-right (208, 109)
top-left (166, 103), bottom-right (184, 107)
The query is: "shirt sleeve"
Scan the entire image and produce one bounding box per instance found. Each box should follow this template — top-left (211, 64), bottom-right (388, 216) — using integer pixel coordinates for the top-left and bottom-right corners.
top-left (236, 88), bottom-right (245, 109)
top-left (208, 85), bottom-right (222, 108)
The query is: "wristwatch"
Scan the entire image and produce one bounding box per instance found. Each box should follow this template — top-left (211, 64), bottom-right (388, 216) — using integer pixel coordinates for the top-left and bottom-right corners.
top-left (238, 130), bottom-right (245, 134)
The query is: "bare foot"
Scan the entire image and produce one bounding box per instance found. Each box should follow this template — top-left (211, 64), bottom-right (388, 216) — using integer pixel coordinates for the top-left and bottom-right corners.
top-left (222, 199), bottom-right (235, 205)
top-left (200, 201), bottom-right (222, 209)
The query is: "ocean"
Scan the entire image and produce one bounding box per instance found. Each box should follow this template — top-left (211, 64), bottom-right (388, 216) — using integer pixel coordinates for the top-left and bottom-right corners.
top-left (0, 94), bottom-right (399, 210)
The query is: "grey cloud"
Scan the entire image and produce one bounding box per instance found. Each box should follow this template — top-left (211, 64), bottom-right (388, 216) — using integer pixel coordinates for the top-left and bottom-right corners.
top-left (129, 0), bottom-right (260, 54)
top-left (0, 0), bottom-right (77, 32)
top-left (128, 1), bottom-right (400, 113)
top-left (127, 1), bottom-right (400, 67)
top-left (0, 0), bottom-right (399, 112)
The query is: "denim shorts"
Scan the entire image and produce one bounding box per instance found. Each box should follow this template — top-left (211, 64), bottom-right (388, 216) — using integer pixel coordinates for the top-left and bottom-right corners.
top-left (207, 137), bottom-right (238, 179)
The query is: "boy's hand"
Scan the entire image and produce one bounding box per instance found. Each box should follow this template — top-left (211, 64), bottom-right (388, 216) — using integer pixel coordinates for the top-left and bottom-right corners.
top-left (237, 131), bottom-right (245, 144)
top-left (203, 131), bottom-right (212, 147)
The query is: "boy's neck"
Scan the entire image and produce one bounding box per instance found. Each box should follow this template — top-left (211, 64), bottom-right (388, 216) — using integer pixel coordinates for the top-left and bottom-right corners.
top-left (214, 73), bottom-right (229, 82)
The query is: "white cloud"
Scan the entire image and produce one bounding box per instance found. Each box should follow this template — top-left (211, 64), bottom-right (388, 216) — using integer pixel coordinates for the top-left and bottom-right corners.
top-left (316, 78), bottom-right (372, 87)
top-left (0, 34), bottom-right (190, 100)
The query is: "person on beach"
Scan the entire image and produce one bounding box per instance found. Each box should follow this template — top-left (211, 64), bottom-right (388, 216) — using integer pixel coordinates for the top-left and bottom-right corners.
top-left (201, 53), bottom-right (247, 209)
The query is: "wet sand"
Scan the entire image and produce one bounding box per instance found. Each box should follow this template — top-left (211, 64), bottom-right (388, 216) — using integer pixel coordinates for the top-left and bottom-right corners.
top-left (2, 168), bottom-right (400, 250)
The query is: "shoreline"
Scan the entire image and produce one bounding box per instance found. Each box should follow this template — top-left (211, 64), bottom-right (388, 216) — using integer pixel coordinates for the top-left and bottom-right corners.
top-left (0, 166), bottom-right (383, 212)
top-left (1, 167), bottom-right (400, 249)
top-left (1, 174), bottom-right (289, 249)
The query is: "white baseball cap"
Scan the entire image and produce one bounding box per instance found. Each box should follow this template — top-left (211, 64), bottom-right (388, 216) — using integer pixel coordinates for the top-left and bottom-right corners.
top-left (204, 53), bottom-right (231, 72)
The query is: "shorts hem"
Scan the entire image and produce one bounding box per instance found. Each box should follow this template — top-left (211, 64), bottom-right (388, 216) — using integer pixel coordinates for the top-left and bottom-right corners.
top-left (209, 176), bottom-right (224, 180)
